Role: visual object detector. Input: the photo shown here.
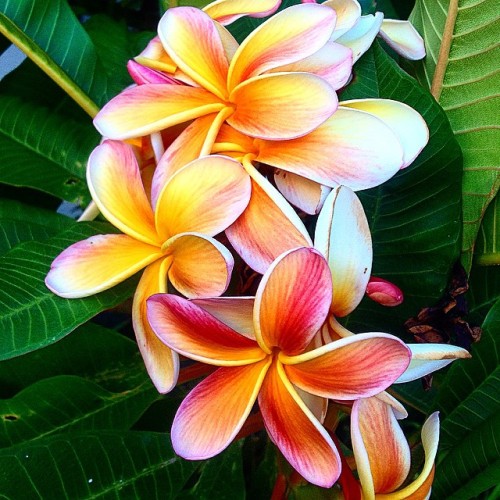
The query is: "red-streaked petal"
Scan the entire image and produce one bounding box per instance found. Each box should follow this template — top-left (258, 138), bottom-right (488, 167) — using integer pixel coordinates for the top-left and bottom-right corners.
top-left (255, 247), bottom-right (332, 355)
top-left (166, 233), bottom-right (233, 298)
top-left (259, 361), bottom-right (341, 488)
top-left (155, 155), bottom-right (251, 240)
top-left (225, 161), bottom-right (312, 274)
top-left (228, 3), bottom-right (336, 89)
top-left (46, 235), bottom-right (161, 298)
top-left (340, 99), bottom-right (429, 168)
top-left (255, 107), bottom-right (404, 189)
top-left (228, 72), bottom-right (337, 140)
top-left (324, 0), bottom-right (361, 40)
top-left (314, 186), bottom-right (372, 316)
top-left (93, 84), bottom-right (225, 140)
top-left (204, 0), bottom-right (281, 25)
top-left (132, 259), bottom-right (180, 394)
top-left (147, 293), bottom-right (266, 365)
top-left (87, 140), bottom-right (159, 245)
top-left (274, 170), bottom-right (331, 215)
top-left (379, 20), bottom-right (426, 60)
top-left (281, 333), bottom-right (411, 399)
top-left (351, 397), bottom-right (411, 496)
top-left (158, 7), bottom-right (229, 100)
top-left (172, 359), bottom-right (271, 459)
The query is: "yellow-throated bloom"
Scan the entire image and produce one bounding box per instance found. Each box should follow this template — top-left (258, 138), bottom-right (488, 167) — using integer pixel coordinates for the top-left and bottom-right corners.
top-left (147, 247), bottom-right (412, 487)
top-left (46, 140), bottom-right (251, 393)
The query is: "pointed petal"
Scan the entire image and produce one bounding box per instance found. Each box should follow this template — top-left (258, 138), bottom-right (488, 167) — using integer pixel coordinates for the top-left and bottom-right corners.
top-left (255, 107), bottom-right (404, 189)
top-left (259, 361), bottom-right (341, 488)
top-left (229, 72), bottom-right (337, 140)
top-left (87, 140), bottom-right (159, 245)
top-left (396, 344), bottom-right (471, 384)
top-left (255, 247), bottom-right (332, 355)
top-left (93, 84), bottom-right (225, 140)
top-left (340, 99), bottom-right (429, 168)
top-left (155, 155), bottom-right (251, 240)
top-left (166, 233), bottom-right (233, 298)
top-left (132, 259), bottom-right (180, 393)
top-left (225, 161), bottom-right (312, 274)
top-left (336, 12), bottom-right (384, 62)
top-left (282, 332), bottom-right (411, 399)
top-left (147, 293), bottom-right (266, 365)
top-left (158, 7), bottom-right (229, 99)
top-left (379, 20), bottom-right (426, 60)
top-left (314, 186), bottom-right (372, 316)
top-left (324, 0), bottom-right (361, 39)
top-left (46, 235), bottom-right (161, 298)
top-left (274, 170), bottom-right (331, 215)
top-left (351, 397), bottom-right (411, 496)
top-left (228, 3), bottom-right (336, 89)
top-left (172, 359), bottom-right (271, 459)
top-left (134, 35), bottom-right (177, 73)
top-left (204, 0), bottom-right (281, 25)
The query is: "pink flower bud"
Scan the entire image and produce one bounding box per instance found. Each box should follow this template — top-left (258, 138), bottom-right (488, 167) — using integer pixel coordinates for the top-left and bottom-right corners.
top-left (366, 277), bottom-right (404, 307)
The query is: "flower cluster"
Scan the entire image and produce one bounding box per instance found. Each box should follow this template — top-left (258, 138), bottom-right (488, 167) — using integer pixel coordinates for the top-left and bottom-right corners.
top-left (46, 0), bottom-right (470, 495)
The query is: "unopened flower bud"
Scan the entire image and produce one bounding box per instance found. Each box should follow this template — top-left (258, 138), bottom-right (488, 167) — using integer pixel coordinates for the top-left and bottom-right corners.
top-left (366, 277), bottom-right (403, 307)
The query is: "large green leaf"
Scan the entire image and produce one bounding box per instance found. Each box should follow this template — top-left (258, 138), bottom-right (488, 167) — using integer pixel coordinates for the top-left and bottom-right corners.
top-left (0, 222), bottom-right (137, 360)
top-left (0, 431), bottom-right (198, 498)
top-left (409, 0), bottom-right (500, 272)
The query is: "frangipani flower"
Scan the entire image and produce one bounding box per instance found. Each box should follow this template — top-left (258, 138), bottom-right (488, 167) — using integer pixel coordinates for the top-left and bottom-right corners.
top-left (147, 247), bottom-right (412, 487)
top-left (46, 140), bottom-right (251, 393)
top-left (94, 4), bottom-right (344, 148)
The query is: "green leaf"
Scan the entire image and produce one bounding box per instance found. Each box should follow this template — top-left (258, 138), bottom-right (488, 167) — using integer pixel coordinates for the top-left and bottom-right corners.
top-left (341, 43), bottom-right (462, 333)
top-left (0, 431), bottom-right (198, 498)
top-left (0, 222), bottom-right (137, 360)
top-left (467, 264), bottom-right (500, 324)
top-left (475, 193), bottom-right (499, 266)
top-left (409, 0), bottom-right (500, 272)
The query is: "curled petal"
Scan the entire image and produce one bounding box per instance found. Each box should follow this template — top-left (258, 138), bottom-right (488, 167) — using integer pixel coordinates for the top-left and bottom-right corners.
top-left (204, 0), bottom-right (281, 25)
top-left (166, 233), bottom-right (234, 298)
top-left (155, 155), bottom-right (251, 240)
top-left (147, 293), bottom-right (265, 366)
top-left (132, 259), bottom-right (180, 394)
top-left (134, 36), bottom-right (177, 73)
top-left (87, 140), bottom-right (159, 245)
top-left (229, 72), bottom-right (337, 140)
top-left (172, 359), bottom-right (271, 459)
top-left (93, 84), bottom-right (225, 140)
top-left (127, 60), bottom-right (181, 85)
top-left (324, 0), bottom-right (362, 40)
top-left (255, 247), bottom-right (332, 355)
top-left (340, 99), bottom-right (429, 168)
top-left (366, 276), bottom-right (404, 307)
top-left (228, 3), bottom-right (336, 88)
top-left (46, 235), bottom-right (161, 298)
top-left (379, 20), bottom-right (426, 60)
top-left (259, 361), bottom-right (341, 488)
top-left (315, 186), bottom-right (372, 316)
top-left (351, 397), bottom-right (411, 496)
top-left (282, 333), bottom-right (411, 400)
top-left (159, 7), bottom-right (229, 100)
top-left (375, 391), bottom-right (408, 419)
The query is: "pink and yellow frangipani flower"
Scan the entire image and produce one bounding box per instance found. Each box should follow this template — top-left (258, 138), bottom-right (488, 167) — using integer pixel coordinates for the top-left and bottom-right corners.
top-left (94, 4), bottom-right (341, 148)
top-left (46, 140), bottom-right (251, 393)
top-left (147, 247), bottom-right (412, 487)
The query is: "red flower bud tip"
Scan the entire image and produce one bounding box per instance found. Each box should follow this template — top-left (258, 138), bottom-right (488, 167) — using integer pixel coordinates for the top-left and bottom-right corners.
top-left (366, 277), bottom-right (404, 307)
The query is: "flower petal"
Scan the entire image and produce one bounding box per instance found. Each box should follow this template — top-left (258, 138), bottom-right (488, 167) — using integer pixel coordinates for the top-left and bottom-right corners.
top-left (324, 0), bottom-right (361, 40)
top-left (134, 35), bottom-right (177, 73)
top-left (379, 20), bottom-right (426, 60)
top-left (282, 333), bottom-right (411, 399)
top-left (340, 99), bottom-right (429, 168)
top-left (255, 247), bottom-right (332, 355)
top-left (132, 259), bottom-right (180, 394)
top-left (166, 233), bottom-right (234, 298)
top-left (225, 161), bottom-right (312, 274)
top-left (46, 235), bottom-right (161, 298)
top-left (147, 293), bottom-right (266, 365)
top-left (396, 344), bottom-right (471, 384)
top-left (228, 3), bottom-right (336, 89)
top-left (228, 72), bottom-right (338, 140)
top-left (172, 359), bottom-right (271, 459)
top-left (87, 140), bottom-right (159, 245)
top-left (155, 155), bottom-right (251, 240)
top-left (259, 361), bottom-right (341, 488)
top-left (351, 397), bottom-right (411, 496)
top-left (158, 7), bottom-right (229, 99)
top-left (127, 60), bottom-right (181, 85)
top-left (204, 0), bottom-right (281, 25)
top-left (314, 186), bottom-right (372, 316)
top-left (93, 84), bottom-right (225, 140)
top-left (255, 106), bottom-right (404, 189)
